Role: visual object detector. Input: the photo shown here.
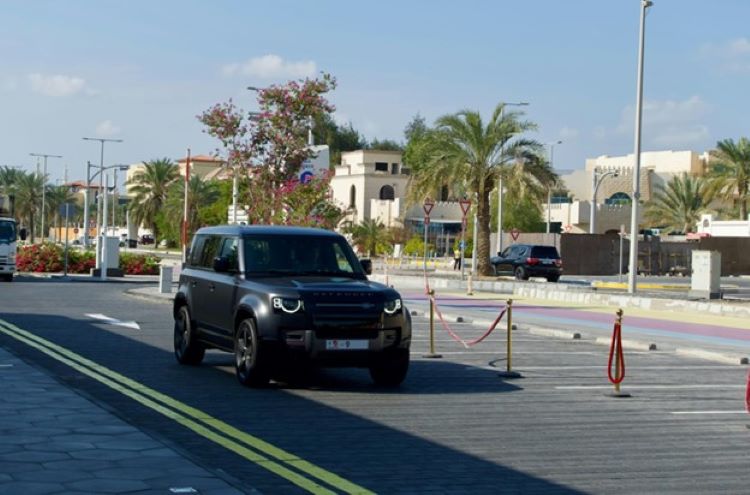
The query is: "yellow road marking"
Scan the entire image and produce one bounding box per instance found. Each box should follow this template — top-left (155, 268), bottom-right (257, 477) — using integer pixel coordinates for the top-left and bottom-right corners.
top-left (0, 319), bottom-right (373, 495)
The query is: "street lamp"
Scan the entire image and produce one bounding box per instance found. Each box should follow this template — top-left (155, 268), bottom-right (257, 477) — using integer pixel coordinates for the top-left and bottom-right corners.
top-left (589, 167), bottom-right (620, 234)
top-left (29, 153), bottom-right (62, 242)
top-left (85, 161), bottom-right (128, 271)
top-left (83, 137), bottom-right (123, 263)
top-left (497, 101), bottom-right (529, 255)
top-left (544, 141), bottom-right (562, 234)
top-left (628, 0), bottom-right (653, 294)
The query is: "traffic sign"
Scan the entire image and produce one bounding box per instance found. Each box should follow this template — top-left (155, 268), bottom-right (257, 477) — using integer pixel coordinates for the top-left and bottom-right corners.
top-left (423, 198), bottom-right (435, 217)
top-left (510, 228), bottom-right (520, 241)
top-left (458, 198), bottom-right (471, 217)
top-left (73, 228), bottom-right (79, 234)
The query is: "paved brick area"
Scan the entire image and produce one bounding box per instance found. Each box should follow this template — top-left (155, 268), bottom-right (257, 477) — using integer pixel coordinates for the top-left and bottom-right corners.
top-left (0, 346), bottom-right (248, 495)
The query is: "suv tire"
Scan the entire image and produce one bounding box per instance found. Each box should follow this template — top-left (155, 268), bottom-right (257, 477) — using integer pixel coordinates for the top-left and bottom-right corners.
top-left (235, 318), bottom-right (271, 387)
top-left (514, 266), bottom-right (527, 281)
top-left (369, 348), bottom-right (409, 387)
top-left (174, 306), bottom-right (205, 365)
top-left (491, 264), bottom-right (498, 276)
top-left (547, 275), bottom-right (560, 283)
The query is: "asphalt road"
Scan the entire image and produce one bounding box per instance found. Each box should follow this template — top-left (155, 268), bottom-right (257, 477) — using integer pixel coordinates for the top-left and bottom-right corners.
top-left (1, 276), bottom-right (749, 494)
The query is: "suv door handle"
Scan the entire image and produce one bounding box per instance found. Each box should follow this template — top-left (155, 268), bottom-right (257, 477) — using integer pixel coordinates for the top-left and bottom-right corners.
top-left (191, 280), bottom-right (197, 288)
top-left (208, 283), bottom-right (216, 292)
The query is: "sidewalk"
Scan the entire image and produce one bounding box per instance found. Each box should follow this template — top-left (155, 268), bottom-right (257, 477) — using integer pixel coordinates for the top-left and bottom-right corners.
top-left (0, 345), bottom-right (246, 494)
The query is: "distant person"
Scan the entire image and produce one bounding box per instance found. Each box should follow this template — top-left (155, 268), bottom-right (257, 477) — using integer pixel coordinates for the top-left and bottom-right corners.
top-left (453, 248), bottom-right (461, 270)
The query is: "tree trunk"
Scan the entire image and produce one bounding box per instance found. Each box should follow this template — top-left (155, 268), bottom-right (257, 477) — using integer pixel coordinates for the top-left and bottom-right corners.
top-left (477, 186), bottom-right (493, 276)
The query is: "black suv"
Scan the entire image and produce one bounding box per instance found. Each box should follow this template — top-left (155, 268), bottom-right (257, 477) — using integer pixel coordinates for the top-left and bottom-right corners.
top-left (173, 225), bottom-right (411, 387)
top-left (489, 244), bottom-right (562, 282)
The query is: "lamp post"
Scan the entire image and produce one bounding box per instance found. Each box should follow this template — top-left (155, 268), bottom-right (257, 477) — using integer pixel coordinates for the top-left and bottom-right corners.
top-left (589, 168), bottom-right (620, 234)
top-left (497, 101), bottom-right (529, 255)
top-left (85, 163), bottom-right (128, 271)
top-left (628, 0), bottom-right (653, 294)
top-left (83, 137), bottom-right (123, 262)
top-left (544, 141), bottom-right (562, 234)
top-left (29, 153), bottom-right (62, 242)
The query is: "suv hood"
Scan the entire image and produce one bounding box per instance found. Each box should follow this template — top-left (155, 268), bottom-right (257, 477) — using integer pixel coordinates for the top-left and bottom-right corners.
top-left (254, 276), bottom-right (384, 292)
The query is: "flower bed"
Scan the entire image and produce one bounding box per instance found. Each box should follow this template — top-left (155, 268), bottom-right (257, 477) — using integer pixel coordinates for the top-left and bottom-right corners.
top-left (16, 244), bottom-right (161, 275)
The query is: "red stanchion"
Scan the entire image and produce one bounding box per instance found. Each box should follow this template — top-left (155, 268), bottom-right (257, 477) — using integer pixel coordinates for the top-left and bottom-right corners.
top-left (745, 369), bottom-right (749, 413)
top-left (607, 308), bottom-right (631, 398)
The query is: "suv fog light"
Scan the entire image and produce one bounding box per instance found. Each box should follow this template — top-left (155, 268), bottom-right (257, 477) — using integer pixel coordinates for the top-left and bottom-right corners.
top-left (272, 297), bottom-right (304, 314)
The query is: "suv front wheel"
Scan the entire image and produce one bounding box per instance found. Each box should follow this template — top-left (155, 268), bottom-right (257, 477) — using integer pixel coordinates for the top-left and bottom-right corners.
top-left (174, 306), bottom-right (205, 365)
top-left (369, 348), bottom-right (409, 387)
top-left (514, 266), bottom-right (528, 281)
top-left (235, 318), bottom-right (271, 387)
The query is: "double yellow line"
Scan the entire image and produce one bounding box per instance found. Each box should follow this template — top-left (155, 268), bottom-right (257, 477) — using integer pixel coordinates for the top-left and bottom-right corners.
top-left (0, 319), bottom-right (373, 495)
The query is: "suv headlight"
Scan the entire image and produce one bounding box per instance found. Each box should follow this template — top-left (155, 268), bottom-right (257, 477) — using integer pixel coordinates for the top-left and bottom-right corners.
top-left (272, 297), bottom-right (304, 314)
top-left (383, 298), bottom-right (402, 315)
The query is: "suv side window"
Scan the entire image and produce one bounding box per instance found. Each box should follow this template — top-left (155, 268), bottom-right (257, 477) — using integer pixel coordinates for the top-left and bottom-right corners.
top-left (199, 235), bottom-right (222, 269)
top-left (218, 237), bottom-right (239, 272)
top-left (189, 235), bottom-right (207, 267)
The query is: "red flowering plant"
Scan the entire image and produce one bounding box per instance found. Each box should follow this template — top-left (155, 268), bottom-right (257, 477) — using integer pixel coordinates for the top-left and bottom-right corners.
top-left (198, 73), bottom-right (341, 227)
top-left (16, 244), bottom-right (94, 274)
top-left (119, 252), bottom-right (161, 275)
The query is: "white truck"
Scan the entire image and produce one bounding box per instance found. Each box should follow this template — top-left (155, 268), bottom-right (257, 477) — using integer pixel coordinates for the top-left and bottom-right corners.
top-left (0, 194), bottom-right (26, 282)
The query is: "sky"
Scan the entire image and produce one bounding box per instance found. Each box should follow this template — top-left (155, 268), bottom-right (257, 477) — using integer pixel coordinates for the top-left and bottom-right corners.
top-left (3, 0), bottom-right (750, 184)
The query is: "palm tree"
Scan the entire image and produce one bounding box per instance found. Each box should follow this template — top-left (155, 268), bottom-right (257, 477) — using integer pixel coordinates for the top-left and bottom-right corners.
top-left (13, 171), bottom-right (44, 243)
top-left (708, 137), bottom-right (750, 219)
top-left (407, 103), bottom-right (541, 275)
top-left (127, 158), bottom-right (179, 245)
top-left (45, 185), bottom-right (77, 242)
top-left (164, 176), bottom-right (220, 241)
top-left (346, 219), bottom-right (389, 257)
top-left (645, 173), bottom-right (714, 234)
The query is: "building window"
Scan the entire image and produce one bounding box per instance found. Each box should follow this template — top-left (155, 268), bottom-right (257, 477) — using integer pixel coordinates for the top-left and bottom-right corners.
top-left (401, 167), bottom-right (411, 176)
top-left (375, 162), bottom-right (388, 172)
top-left (391, 163), bottom-right (399, 174)
top-left (349, 185), bottom-right (356, 208)
top-left (440, 185), bottom-right (449, 201)
top-left (379, 185), bottom-right (395, 200)
top-left (605, 192), bottom-right (631, 205)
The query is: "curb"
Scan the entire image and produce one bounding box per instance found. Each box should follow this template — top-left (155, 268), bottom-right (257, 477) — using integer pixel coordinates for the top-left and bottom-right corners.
top-left (124, 288), bottom-right (174, 304)
top-left (527, 326), bottom-right (581, 340)
top-left (594, 336), bottom-right (658, 351)
top-left (675, 348), bottom-right (750, 366)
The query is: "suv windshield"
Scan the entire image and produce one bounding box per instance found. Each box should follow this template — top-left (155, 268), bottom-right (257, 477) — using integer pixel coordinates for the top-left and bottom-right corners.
top-left (530, 246), bottom-right (560, 258)
top-left (243, 234), bottom-right (364, 278)
top-left (0, 220), bottom-right (16, 243)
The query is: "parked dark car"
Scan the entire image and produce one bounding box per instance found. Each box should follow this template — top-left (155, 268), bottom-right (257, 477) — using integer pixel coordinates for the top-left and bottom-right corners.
top-left (139, 234), bottom-right (154, 245)
top-left (489, 244), bottom-right (562, 282)
top-left (173, 225), bottom-right (412, 387)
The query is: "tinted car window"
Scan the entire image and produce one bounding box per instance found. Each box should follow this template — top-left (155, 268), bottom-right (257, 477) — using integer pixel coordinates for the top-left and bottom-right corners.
top-left (199, 235), bottom-right (222, 269)
top-left (243, 234), bottom-right (363, 277)
top-left (531, 246), bottom-right (560, 258)
top-left (189, 235), bottom-right (207, 267)
top-left (218, 237), bottom-right (239, 271)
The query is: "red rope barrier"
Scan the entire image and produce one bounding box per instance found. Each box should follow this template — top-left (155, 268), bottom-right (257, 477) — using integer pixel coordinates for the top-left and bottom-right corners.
top-left (607, 321), bottom-right (625, 384)
top-left (745, 369), bottom-right (750, 414)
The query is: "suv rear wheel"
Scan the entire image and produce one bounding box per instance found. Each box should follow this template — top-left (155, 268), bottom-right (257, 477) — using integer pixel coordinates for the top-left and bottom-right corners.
top-left (514, 266), bottom-right (527, 280)
top-left (235, 318), bottom-right (270, 387)
top-left (369, 348), bottom-right (409, 387)
top-left (174, 306), bottom-right (205, 365)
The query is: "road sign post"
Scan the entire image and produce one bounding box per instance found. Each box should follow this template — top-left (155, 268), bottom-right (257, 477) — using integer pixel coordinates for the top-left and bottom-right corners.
top-left (422, 198), bottom-right (435, 273)
top-left (458, 199), bottom-right (471, 281)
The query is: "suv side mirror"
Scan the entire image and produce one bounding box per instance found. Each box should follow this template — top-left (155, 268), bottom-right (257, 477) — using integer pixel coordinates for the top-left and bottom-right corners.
top-left (18, 228), bottom-right (27, 241)
top-left (213, 256), bottom-right (230, 273)
top-left (360, 259), bottom-right (372, 275)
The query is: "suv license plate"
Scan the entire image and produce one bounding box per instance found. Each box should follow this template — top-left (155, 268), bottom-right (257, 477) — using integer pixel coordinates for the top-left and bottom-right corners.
top-left (326, 340), bottom-right (368, 350)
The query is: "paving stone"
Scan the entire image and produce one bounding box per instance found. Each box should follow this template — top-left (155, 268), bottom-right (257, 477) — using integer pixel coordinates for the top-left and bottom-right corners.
top-left (91, 466), bottom-right (163, 481)
top-left (65, 478), bottom-right (150, 493)
top-left (14, 469), bottom-right (91, 483)
top-left (0, 434), bottom-right (47, 445)
top-left (73, 425), bottom-right (138, 435)
top-left (26, 441), bottom-right (96, 452)
top-left (69, 449), bottom-right (142, 461)
top-left (0, 481), bottom-right (66, 494)
top-left (42, 459), bottom-right (116, 471)
top-left (92, 438), bottom-right (160, 451)
top-left (0, 450), bottom-right (70, 463)
top-left (0, 460), bottom-right (45, 474)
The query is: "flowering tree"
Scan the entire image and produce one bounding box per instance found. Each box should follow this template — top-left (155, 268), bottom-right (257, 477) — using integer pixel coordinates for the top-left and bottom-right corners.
top-left (198, 73), bottom-right (342, 226)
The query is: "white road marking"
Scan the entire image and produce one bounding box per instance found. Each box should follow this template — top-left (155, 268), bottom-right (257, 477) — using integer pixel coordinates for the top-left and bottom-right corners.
top-left (671, 410), bottom-right (747, 415)
top-left (0, 364), bottom-right (13, 368)
top-left (556, 384), bottom-right (745, 390)
top-left (85, 313), bottom-right (141, 330)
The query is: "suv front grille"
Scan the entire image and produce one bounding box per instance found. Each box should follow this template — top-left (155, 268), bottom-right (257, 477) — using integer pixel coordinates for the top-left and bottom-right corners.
top-left (309, 298), bottom-right (382, 339)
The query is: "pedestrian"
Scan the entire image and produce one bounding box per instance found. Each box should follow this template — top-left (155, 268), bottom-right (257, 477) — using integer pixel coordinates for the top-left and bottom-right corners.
top-left (453, 248), bottom-right (461, 270)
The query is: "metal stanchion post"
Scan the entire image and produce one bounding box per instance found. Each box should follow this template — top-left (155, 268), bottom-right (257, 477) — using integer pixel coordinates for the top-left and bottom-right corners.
top-left (498, 299), bottom-right (522, 379)
top-left (607, 308), bottom-right (631, 398)
top-left (423, 289), bottom-right (442, 359)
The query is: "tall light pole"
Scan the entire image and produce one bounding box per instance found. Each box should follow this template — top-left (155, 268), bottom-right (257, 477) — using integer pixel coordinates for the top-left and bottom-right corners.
top-left (628, 0), bottom-right (653, 294)
top-left (29, 153), bottom-right (62, 242)
top-left (497, 101), bottom-right (529, 255)
top-left (544, 141), bottom-right (562, 234)
top-left (590, 168), bottom-right (619, 234)
top-left (83, 137), bottom-right (123, 265)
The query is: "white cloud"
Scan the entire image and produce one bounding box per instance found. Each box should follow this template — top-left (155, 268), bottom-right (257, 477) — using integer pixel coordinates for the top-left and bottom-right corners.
top-left (95, 120), bottom-right (121, 137)
top-left (221, 54), bottom-right (316, 79)
top-left (700, 38), bottom-right (750, 72)
top-left (614, 95), bottom-right (711, 148)
top-left (28, 73), bottom-right (88, 97)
